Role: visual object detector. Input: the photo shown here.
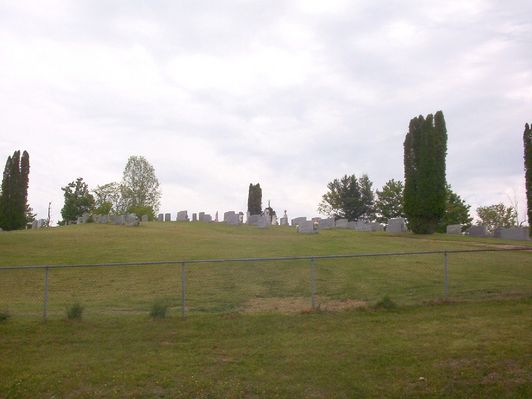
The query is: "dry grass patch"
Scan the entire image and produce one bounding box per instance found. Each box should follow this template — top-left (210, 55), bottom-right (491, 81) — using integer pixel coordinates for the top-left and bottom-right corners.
top-left (241, 296), bottom-right (368, 313)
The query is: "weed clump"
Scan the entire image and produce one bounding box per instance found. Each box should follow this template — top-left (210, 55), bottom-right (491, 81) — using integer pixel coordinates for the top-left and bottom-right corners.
top-left (66, 302), bottom-right (84, 320)
top-left (375, 295), bottom-right (398, 310)
top-left (0, 310), bottom-right (11, 322)
top-left (150, 300), bottom-right (169, 319)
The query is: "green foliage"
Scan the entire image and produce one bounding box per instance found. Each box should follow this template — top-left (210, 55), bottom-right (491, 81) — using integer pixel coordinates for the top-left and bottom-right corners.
top-left (128, 205), bottom-right (155, 221)
top-left (374, 295), bottom-right (398, 310)
top-left (436, 185), bottom-right (473, 233)
top-left (66, 303), bottom-right (84, 320)
top-left (121, 156), bottom-right (161, 214)
top-left (0, 150), bottom-right (30, 231)
top-left (476, 203), bottom-right (517, 233)
top-left (92, 182), bottom-right (124, 215)
top-left (404, 111), bottom-right (448, 234)
top-left (524, 123), bottom-right (532, 237)
top-left (149, 300), bottom-right (169, 319)
top-left (60, 178), bottom-right (95, 224)
top-left (375, 179), bottom-right (404, 223)
top-left (247, 183), bottom-right (262, 215)
top-left (318, 174), bottom-right (375, 221)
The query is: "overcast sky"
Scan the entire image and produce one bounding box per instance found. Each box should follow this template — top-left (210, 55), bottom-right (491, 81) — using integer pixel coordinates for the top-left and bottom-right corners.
top-left (1, 0), bottom-right (531, 225)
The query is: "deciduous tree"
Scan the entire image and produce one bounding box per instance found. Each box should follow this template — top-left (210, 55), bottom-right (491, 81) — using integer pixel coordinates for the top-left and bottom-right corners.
top-left (476, 203), bottom-right (516, 233)
top-left (121, 156), bottom-right (161, 215)
top-left (60, 178), bottom-right (95, 224)
top-left (374, 179), bottom-right (404, 223)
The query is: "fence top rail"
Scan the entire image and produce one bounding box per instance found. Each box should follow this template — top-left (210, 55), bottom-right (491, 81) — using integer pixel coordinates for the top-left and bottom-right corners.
top-left (0, 247), bottom-right (530, 270)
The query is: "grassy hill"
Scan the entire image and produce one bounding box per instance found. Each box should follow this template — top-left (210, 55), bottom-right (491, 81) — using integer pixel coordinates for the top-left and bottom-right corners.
top-left (0, 223), bottom-right (531, 397)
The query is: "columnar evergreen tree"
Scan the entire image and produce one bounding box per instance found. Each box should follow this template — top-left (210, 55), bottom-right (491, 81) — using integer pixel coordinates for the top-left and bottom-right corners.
top-left (524, 123), bottom-right (532, 236)
top-left (403, 111), bottom-right (448, 234)
top-left (0, 150), bottom-right (31, 230)
top-left (247, 183), bottom-right (262, 215)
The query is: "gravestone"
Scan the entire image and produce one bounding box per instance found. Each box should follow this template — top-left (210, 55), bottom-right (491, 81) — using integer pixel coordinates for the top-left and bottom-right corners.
top-left (468, 225), bottom-right (489, 237)
top-left (318, 218), bottom-right (335, 229)
top-left (291, 217), bottom-right (307, 227)
top-left (370, 222), bottom-right (384, 232)
top-left (100, 214), bottom-right (109, 224)
top-left (354, 221), bottom-right (372, 232)
top-left (125, 213), bottom-right (140, 226)
top-left (192, 213), bottom-right (197, 222)
top-left (176, 211), bottom-right (189, 222)
top-left (224, 211), bottom-right (240, 225)
top-left (257, 215), bottom-right (269, 228)
top-left (112, 215), bottom-right (125, 225)
top-left (93, 214), bottom-right (101, 224)
top-left (499, 227), bottom-right (530, 241)
top-left (202, 214), bottom-right (212, 223)
top-left (280, 217), bottom-right (289, 226)
top-left (298, 220), bottom-right (318, 234)
top-left (32, 220), bottom-right (39, 229)
top-left (141, 215), bottom-right (149, 223)
top-left (446, 224), bottom-right (463, 235)
top-left (198, 212), bottom-right (205, 222)
top-left (312, 217), bottom-right (322, 223)
top-left (335, 219), bottom-right (348, 228)
top-left (164, 213), bottom-right (171, 222)
top-left (247, 214), bottom-right (261, 225)
top-left (157, 214), bottom-right (164, 222)
top-left (387, 217), bottom-right (407, 233)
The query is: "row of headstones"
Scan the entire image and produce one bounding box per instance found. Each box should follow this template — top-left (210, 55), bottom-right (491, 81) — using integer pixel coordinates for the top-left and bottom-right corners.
top-left (76, 213), bottom-right (142, 227)
top-left (448, 224), bottom-right (530, 241)
top-left (288, 217), bottom-right (408, 234)
top-left (157, 211), bottom-right (223, 223)
top-left (31, 219), bottom-right (48, 229)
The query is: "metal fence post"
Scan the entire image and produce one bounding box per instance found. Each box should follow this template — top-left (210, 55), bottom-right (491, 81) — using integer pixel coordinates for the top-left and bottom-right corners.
top-left (181, 262), bottom-right (186, 319)
top-left (43, 267), bottom-right (49, 321)
top-left (444, 252), bottom-right (449, 300)
top-left (310, 258), bottom-right (317, 310)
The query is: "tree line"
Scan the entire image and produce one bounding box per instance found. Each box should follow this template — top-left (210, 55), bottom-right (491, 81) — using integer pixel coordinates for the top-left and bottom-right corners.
top-left (318, 111), bottom-right (525, 234)
top-left (60, 155), bottom-right (161, 224)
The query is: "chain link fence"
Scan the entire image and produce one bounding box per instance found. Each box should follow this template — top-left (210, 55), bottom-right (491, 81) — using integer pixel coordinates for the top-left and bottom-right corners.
top-left (1, 248), bottom-right (531, 320)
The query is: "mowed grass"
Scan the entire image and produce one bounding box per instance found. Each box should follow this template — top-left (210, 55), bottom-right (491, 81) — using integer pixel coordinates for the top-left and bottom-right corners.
top-left (0, 222), bottom-right (531, 317)
top-left (0, 222), bottom-right (531, 397)
top-left (1, 300), bottom-right (531, 398)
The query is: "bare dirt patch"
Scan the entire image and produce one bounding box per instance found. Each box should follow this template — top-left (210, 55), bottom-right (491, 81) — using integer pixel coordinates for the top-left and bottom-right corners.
top-left (241, 296), bottom-right (368, 314)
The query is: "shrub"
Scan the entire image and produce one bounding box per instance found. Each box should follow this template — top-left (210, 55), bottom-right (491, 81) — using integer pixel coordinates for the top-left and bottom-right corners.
top-left (0, 310), bottom-right (11, 322)
top-left (66, 303), bottom-right (84, 320)
top-left (150, 300), bottom-right (169, 319)
top-left (375, 295), bottom-right (398, 310)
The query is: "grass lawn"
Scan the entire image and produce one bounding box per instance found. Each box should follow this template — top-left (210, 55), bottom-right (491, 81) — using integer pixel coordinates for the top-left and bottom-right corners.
top-left (0, 223), bottom-right (531, 397)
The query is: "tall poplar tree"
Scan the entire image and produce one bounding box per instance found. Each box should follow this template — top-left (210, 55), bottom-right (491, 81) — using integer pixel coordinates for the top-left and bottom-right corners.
top-left (524, 122), bottom-right (532, 236)
top-left (403, 111), bottom-right (448, 234)
top-left (0, 150), bottom-right (31, 230)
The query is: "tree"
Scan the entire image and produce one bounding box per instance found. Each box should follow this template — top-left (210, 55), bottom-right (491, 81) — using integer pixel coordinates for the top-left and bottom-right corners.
top-left (60, 178), bottom-right (95, 224)
top-left (524, 123), bottom-right (532, 236)
top-left (247, 183), bottom-right (262, 215)
top-left (476, 203), bottom-right (517, 233)
top-left (374, 179), bottom-right (404, 223)
top-left (436, 185), bottom-right (473, 233)
top-left (0, 150), bottom-right (31, 230)
top-left (318, 174), bottom-right (375, 221)
top-left (120, 156), bottom-right (161, 215)
top-left (92, 182), bottom-right (124, 215)
top-left (404, 111), bottom-right (448, 234)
